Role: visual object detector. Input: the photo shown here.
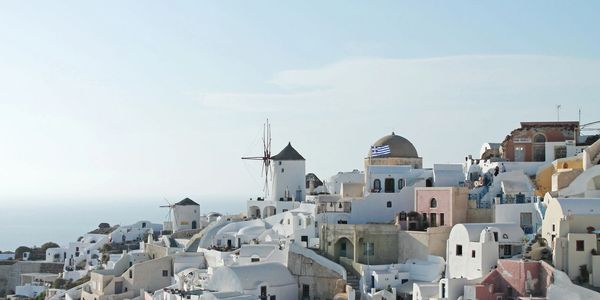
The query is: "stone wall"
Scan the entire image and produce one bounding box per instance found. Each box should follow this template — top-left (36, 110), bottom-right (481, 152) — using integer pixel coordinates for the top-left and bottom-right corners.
top-left (287, 250), bottom-right (344, 300)
top-left (467, 208), bottom-right (493, 223)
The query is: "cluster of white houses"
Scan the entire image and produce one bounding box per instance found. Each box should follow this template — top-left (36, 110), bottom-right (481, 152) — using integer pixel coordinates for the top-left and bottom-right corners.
top-left (4, 121), bottom-right (600, 300)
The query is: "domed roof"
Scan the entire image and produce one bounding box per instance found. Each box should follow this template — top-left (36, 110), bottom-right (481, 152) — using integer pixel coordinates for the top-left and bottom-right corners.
top-left (369, 132), bottom-right (419, 158)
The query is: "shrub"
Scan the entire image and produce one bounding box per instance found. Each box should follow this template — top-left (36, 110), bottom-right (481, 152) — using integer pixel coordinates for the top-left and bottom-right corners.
top-left (14, 246), bottom-right (32, 260)
top-left (41, 242), bottom-right (60, 251)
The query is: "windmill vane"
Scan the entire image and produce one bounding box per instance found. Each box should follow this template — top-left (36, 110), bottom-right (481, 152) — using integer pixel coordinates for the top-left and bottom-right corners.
top-left (241, 119), bottom-right (273, 199)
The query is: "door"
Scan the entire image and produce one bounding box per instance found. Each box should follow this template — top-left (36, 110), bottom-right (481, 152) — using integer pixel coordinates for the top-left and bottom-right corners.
top-left (192, 221), bottom-right (197, 229)
top-left (227, 240), bottom-right (232, 248)
top-left (340, 241), bottom-right (347, 257)
top-left (260, 286), bottom-right (267, 300)
top-left (384, 178), bottom-right (395, 193)
top-left (515, 146), bottom-right (525, 162)
top-left (115, 281), bottom-right (123, 294)
top-left (302, 284), bottom-right (310, 300)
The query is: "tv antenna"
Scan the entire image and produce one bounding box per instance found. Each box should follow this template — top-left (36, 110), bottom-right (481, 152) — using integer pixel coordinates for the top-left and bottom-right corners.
top-left (242, 119), bottom-right (273, 198)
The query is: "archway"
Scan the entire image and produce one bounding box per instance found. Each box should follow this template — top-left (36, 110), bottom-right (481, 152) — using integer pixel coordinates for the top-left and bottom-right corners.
top-left (249, 206), bottom-right (261, 219)
top-left (334, 237), bottom-right (354, 260)
top-left (263, 206), bottom-right (276, 218)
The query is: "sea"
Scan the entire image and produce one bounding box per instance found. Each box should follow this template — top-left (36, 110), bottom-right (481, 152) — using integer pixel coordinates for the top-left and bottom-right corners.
top-left (0, 196), bottom-right (246, 252)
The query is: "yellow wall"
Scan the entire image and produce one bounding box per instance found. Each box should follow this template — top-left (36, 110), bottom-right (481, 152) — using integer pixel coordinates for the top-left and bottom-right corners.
top-left (535, 156), bottom-right (583, 196)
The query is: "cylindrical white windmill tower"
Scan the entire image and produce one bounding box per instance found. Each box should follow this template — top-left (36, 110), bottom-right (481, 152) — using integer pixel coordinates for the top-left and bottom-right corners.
top-left (270, 142), bottom-right (306, 202)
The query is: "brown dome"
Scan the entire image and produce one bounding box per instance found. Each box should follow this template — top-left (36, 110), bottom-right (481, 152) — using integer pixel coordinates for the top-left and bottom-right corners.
top-left (368, 132), bottom-right (418, 158)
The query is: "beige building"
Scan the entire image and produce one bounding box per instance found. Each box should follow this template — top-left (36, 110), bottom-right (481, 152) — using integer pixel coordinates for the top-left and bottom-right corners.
top-left (542, 195), bottom-right (600, 284)
top-left (82, 256), bottom-right (173, 300)
top-left (320, 223), bottom-right (450, 273)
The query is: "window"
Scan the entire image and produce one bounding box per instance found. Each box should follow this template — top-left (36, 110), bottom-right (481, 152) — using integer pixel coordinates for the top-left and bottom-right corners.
top-left (302, 284), bottom-right (310, 299)
top-left (287, 219), bottom-right (290, 225)
top-left (399, 212), bottom-right (407, 221)
top-left (430, 213), bottom-right (437, 227)
top-left (162, 270), bottom-right (169, 277)
top-left (373, 179), bottom-right (381, 192)
top-left (503, 245), bottom-right (512, 257)
top-left (430, 198), bottom-right (437, 208)
top-left (552, 224), bottom-right (556, 232)
top-left (533, 134), bottom-right (546, 143)
top-left (440, 213), bottom-right (445, 226)
top-left (363, 242), bottom-right (375, 256)
top-left (456, 245), bottom-right (463, 256)
top-left (129, 270), bottom-right (132, 278)
top-left (281, 168), bottom-right (284, 173)
top-left (251, 257), bottom-right (260, 262)
top-left (471, 250), bottom-right (476, 258)
top-left (398, 179), bottom-right (405, 190)
top-left (555, 146), bottom-right (567, 159)
top-left (299, 219), bottom-right (302, 226)
top-left (386, 201), bottom-right (392, 208)
top-left (576, 240), bottom-right (584, 251)
top-left (493, 232), bottom-right (498, 242)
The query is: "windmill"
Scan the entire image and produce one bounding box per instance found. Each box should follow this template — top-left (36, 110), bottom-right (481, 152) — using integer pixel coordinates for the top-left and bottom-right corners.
top-left (159, 198), bottom-right (178, 233)
top-left (242, 119), bottom-right (273, 199)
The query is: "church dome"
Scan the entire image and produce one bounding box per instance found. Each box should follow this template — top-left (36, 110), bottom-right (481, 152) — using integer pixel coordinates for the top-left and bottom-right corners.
top-left (369, 132), bottom-right (419, 158)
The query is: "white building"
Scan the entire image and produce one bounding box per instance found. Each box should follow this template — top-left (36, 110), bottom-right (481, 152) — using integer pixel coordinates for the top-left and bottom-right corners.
top-left (270, 204), bottom-right (317, 248)
top-left (109, 220), bottom-right (161, 243)
top-left (213, 219), bottom-right (268, 249)
top-left (206, 262), bottom-right (296, 300)
top-left (541, 196), bottom-right (600, 284)
top-left (46, 247), bottom-right (68, 263)
top-left (446, 223), bottom-right (524, 280)
top-left (323, 170), bottom-right (365, 195)
top-left (172, 198), bottom-right (202, 232)
top-left (247, 142), bottom-right (306, 219)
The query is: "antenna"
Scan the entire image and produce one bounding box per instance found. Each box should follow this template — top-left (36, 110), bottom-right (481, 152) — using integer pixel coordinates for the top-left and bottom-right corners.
top-left (556, 104), bottom-right (561, 121)
top-left (242, 119), bottom-right (273, 199)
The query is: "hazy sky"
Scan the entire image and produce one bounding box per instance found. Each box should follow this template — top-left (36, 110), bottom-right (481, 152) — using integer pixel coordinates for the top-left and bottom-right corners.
top-left (1, 1), bottom-right (600, 202)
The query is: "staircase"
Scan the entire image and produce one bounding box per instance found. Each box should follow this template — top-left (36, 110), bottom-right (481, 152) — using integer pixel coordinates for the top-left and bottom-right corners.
top-left (343, 265), bottom-right (361, 300)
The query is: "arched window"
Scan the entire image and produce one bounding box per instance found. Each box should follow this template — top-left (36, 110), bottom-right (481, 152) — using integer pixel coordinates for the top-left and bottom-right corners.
top-left (430, 198), bottom-right (437, 208)
top-left (373, 179), bottom-right (381, 192)
top-left (338, 202), bottom-right (342, 209)
top-left (398, 179), bottom-right (405, 190)
top-left (533, 134), bottom-right (546, 143)
top-left (426, 178), bottom-right (433, 187)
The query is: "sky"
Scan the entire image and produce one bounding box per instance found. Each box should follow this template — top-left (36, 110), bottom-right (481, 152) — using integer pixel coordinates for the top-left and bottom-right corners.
top-left (1, 1), bottom-right (600, 206)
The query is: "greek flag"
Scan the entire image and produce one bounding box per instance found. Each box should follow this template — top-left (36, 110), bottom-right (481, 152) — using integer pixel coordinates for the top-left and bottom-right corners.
top-left (371, 145), bottom-right (391, 157)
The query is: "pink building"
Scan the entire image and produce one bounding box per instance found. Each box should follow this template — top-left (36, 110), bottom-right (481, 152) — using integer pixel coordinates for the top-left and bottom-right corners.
top-left (414, 187), bottom-right (468, 228)
top-left (465, 259), bottom-right (555, 300)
